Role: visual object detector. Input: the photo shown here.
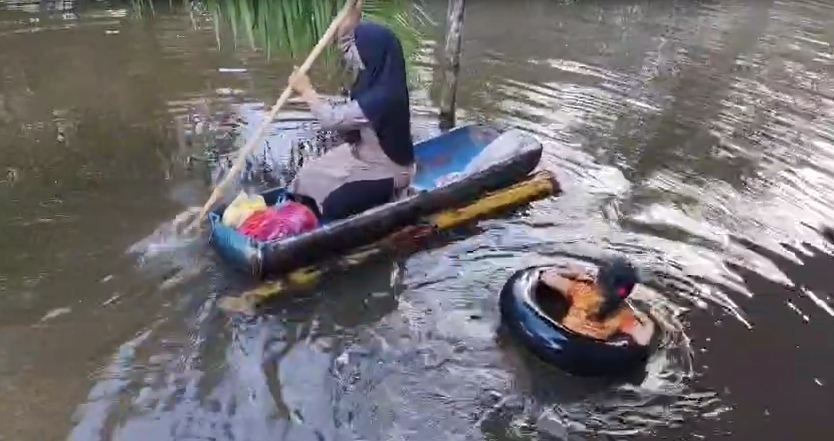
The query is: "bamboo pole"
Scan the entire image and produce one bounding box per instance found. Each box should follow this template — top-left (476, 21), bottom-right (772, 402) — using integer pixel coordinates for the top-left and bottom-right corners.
top-left (185, 0), bottom-right (358, 232)
top-left (438, 0), bottom-right (466, 130)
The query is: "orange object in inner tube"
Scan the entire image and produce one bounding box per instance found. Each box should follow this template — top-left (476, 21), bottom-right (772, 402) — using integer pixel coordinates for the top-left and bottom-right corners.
top-left (238, 202), bottom-right (319, 242)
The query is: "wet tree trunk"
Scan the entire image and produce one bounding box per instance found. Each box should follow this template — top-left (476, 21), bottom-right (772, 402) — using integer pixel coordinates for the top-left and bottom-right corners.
top-left (438, 0), bottom-right (465, 130)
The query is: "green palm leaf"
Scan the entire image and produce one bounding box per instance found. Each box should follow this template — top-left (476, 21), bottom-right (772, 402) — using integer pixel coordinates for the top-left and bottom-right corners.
top-left (205, 0), bottom-right (426, 65)
top-left (131, 0), bottom-right (428, 83)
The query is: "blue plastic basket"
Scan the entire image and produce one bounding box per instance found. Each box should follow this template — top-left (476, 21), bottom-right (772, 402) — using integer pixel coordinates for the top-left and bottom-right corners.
top-left (208, 188), bottom-right (290, 275)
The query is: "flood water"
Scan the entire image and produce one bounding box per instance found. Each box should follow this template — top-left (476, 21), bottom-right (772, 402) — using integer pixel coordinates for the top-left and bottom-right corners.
top-left (2, 0), bottom-right (834, 440)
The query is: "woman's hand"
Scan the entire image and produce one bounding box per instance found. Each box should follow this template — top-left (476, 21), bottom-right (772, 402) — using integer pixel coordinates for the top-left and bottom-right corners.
top-left (288, 69), bottom-right (313, 95)
top-left (288, 69), bottom-right (318, 103)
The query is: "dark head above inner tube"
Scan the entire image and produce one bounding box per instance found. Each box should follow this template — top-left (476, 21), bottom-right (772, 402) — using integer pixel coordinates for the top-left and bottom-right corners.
top-left (823, 227), bottom-right (834, 244)
top-left (596, 256), bottom-right (640, 319)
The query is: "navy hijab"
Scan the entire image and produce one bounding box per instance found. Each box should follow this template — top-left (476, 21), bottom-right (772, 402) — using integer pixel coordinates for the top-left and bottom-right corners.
top-left (345, 21), bottom-right (414, 166)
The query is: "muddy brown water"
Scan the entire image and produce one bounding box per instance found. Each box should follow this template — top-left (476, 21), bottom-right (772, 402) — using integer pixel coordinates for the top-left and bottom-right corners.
top-left (1, 0), bottom-right (833, 440)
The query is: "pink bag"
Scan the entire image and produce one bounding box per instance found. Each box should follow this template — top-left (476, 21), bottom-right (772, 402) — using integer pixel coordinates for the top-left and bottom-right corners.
top-left (238, 202), bottom-right (319, 242)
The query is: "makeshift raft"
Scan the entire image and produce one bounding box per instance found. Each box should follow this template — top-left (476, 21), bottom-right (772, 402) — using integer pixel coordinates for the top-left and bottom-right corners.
top-left (220, 170), bottom-right (559, 313)
top-left (210, 124), bottom-right (547, 280)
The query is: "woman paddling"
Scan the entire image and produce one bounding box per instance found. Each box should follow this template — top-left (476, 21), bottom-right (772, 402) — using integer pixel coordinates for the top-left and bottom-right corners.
top-left (287, 1), bottom-right (415, 221)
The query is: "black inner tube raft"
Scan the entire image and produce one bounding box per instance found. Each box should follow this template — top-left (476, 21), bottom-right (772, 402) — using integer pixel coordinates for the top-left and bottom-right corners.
top-left (499, 267), bottom-right (655, 376)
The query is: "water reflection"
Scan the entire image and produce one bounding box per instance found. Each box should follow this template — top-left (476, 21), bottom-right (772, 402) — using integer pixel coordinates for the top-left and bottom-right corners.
top-left (68, 258), bottom-right (404, 441)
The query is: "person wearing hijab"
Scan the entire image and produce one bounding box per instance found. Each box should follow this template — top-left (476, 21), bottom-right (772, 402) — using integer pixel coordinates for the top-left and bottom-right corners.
top-left (287, 2), bottom-right (414, 221)
top-left (539, 257), bottom-right (652, 344)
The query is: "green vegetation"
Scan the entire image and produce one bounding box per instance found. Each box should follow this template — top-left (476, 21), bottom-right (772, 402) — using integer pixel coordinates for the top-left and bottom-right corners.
top-left (205, 0), bottom-right (426, 61)
top-left (132, 0), bottom-right (428, 64)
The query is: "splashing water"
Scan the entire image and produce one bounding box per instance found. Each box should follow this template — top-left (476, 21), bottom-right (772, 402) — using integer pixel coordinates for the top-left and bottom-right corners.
top-left (128, 208), bottom-right (203, 256)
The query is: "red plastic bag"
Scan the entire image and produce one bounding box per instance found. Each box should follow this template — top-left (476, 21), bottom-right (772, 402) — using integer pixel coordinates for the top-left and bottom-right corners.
top-left (238, 202), bottom-right (319, 242)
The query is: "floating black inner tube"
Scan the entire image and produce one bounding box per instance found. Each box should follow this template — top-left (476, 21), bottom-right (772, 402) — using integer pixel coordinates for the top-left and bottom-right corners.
top-left (499, 267), bottom-right (655, 377)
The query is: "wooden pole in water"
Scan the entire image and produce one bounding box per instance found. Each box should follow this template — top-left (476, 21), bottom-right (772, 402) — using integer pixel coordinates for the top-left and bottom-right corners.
top-left (438, 0), bottom-right (466, 130)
